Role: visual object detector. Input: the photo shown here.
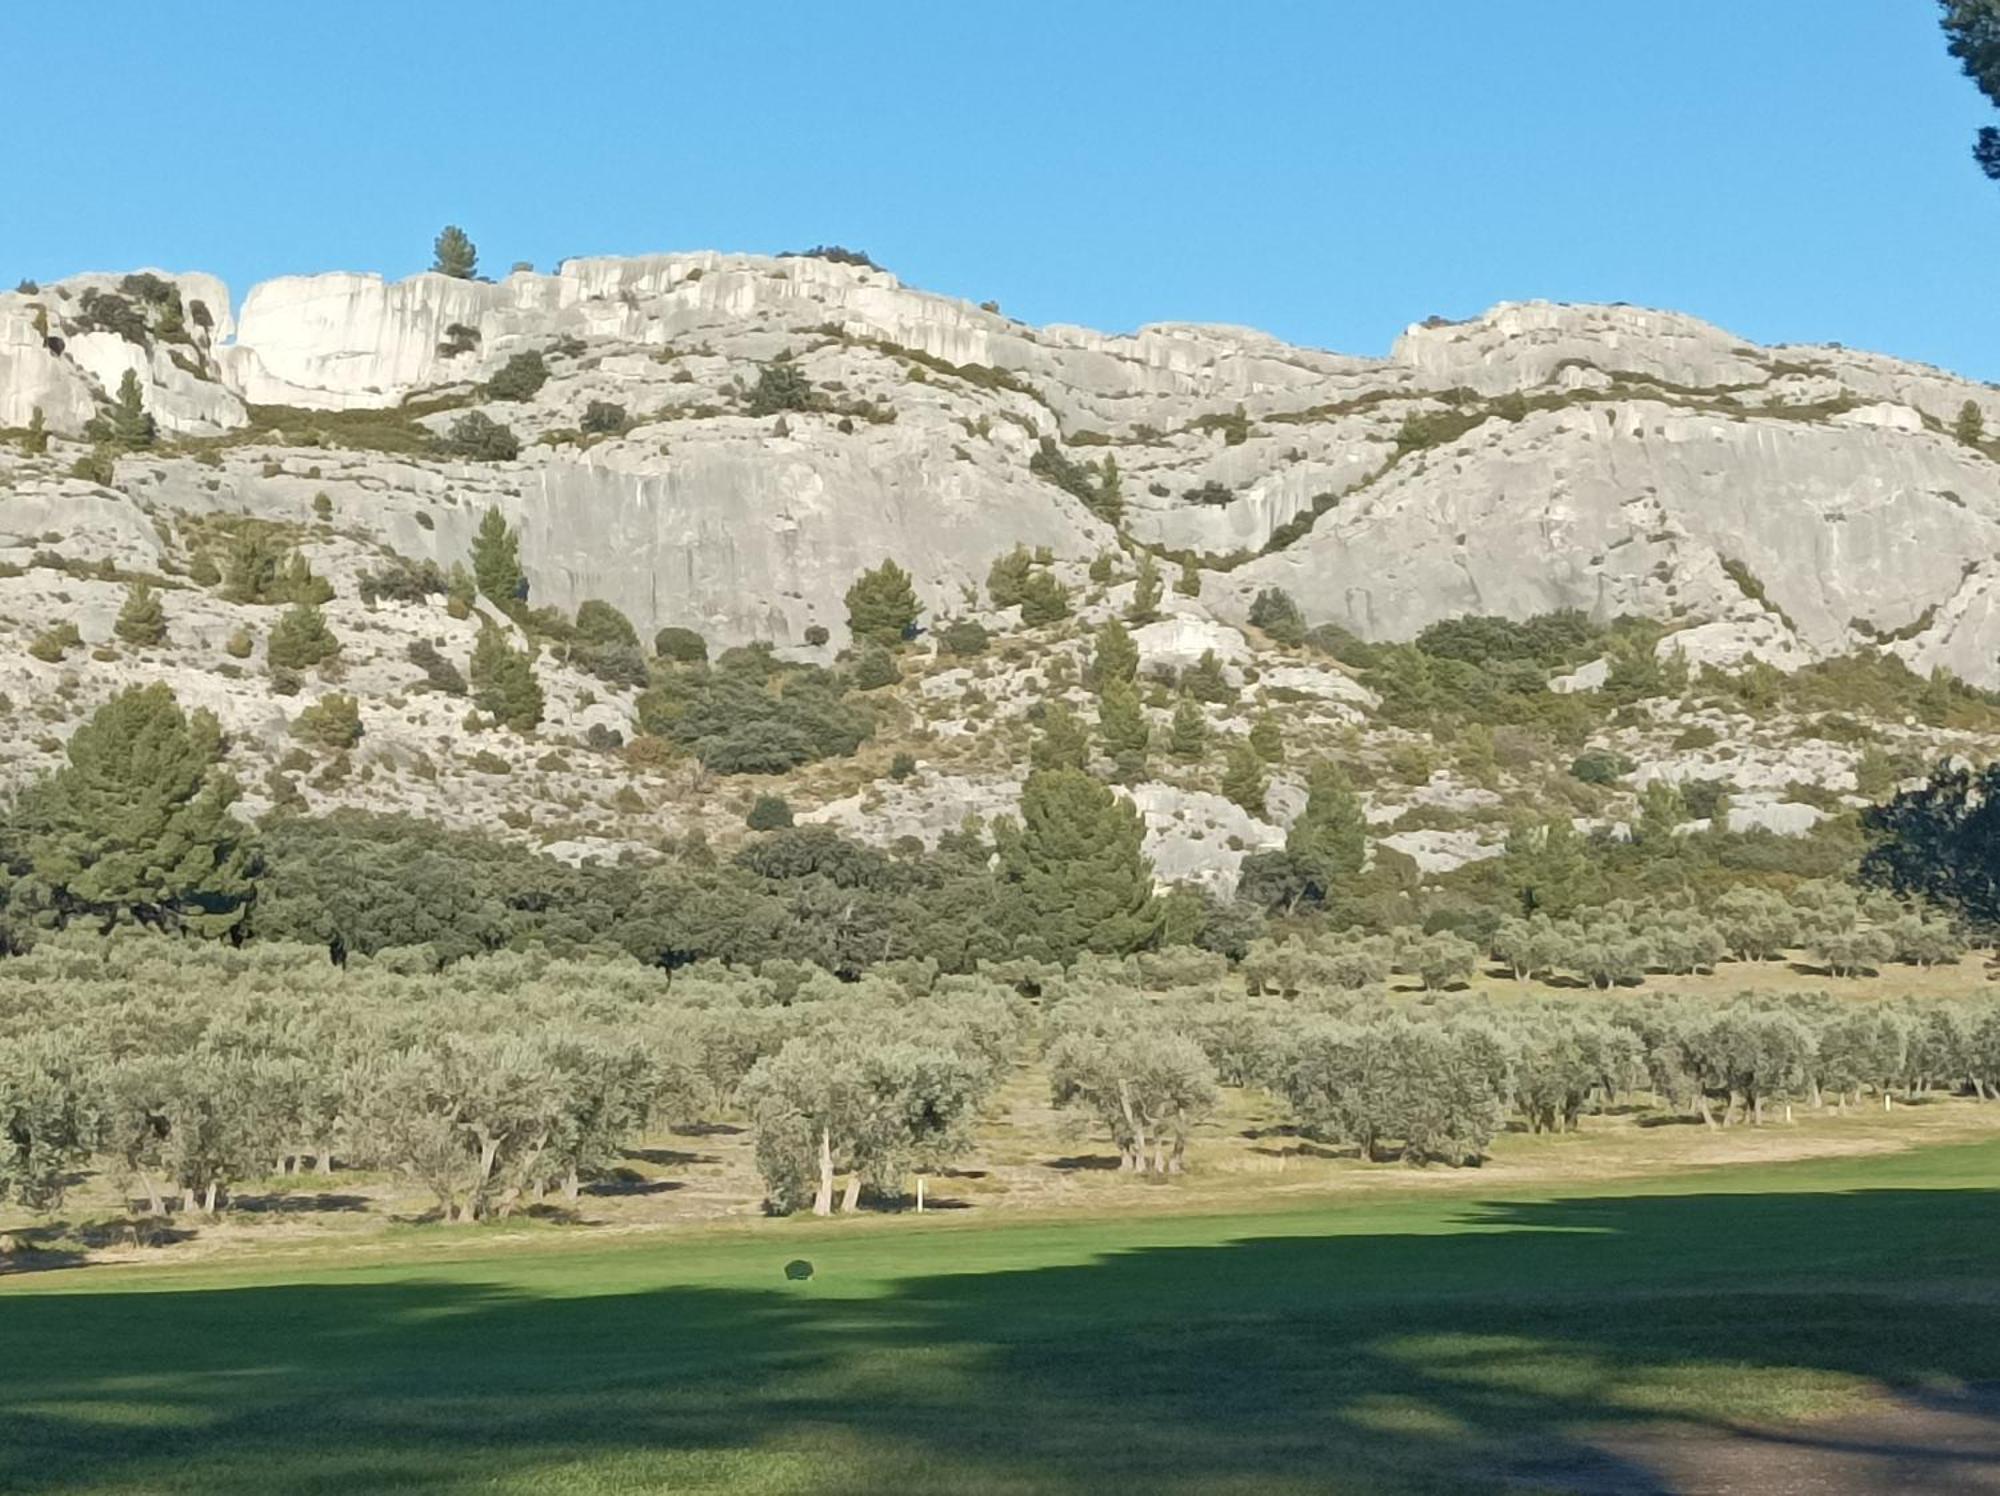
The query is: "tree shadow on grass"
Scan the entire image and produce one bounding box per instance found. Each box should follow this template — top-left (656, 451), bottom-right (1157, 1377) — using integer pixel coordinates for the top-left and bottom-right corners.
top-left (3, 1182), bottom-right (2000, 1493)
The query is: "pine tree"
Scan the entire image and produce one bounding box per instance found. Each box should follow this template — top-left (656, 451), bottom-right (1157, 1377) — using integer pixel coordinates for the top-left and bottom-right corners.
top-left (1017, 570), bottom-right (1071, 626)
top-left (266, 603), bottom-right (339, 671)
top-left (1097, 679), bottom-right (1150, 781)
top-left (997, 768), bottom-right (1160, 961)
top-left (844, 558), bottom-right (921, 649)
top-left (98, 370), bottom-right (156, 450)
top-left (470, 625), bottom-right (545, 732)
top-left (1087, 619), bottom-right (1139, 692)
top-left (1287, 761), bottom-right (1366, 891)
top-left (1168, 697), bottom-right (1207, 761)
top-left (1249, 711), bottom-right (1284, 763)
top-left (1032, 701), bottom-right (1091, 771)
top-left (432, 225), bottom-right (478, 279)
top-left (1175, 558), bottom-right (1202, 598)
top-left (470, 508), bottom-right (527, 608)
top-left (114, 581), bottom-right (167, 646)
top-left (1957, 399), bottom-right (1987, 447)
top-left (1093, 455), bottom-right (1124, 525)
top-left (22, 406), bottom-right (47, 456)
top-left (1221, 742), bottom-right (1268, 816)
top-left (14, 684), bottom-right (254, 935)
top-left (1128, 552), bottom-right (1163, 623)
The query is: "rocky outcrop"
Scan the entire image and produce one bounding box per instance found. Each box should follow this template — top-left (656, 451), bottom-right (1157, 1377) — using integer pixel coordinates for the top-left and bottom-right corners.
top-left (5, 254), bottom-right (2000, 679)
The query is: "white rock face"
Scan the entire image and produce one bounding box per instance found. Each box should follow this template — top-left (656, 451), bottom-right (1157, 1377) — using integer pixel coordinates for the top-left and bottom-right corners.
top-left (1125, 782), bottom-right (1285, 898)
top-left (1130, 615), bottom-right (1251, 673)
top-left (6, 257), bottom-right (2000, 680)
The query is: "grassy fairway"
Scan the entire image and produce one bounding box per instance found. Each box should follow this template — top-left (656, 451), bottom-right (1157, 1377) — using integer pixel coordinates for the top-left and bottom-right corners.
top-left (3, 1142), bottom-right (1999, 1495)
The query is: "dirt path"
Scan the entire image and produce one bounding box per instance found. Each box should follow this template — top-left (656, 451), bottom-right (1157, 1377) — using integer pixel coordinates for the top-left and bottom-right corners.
top-left (1521, 1386), bottom-right (2000, 1494)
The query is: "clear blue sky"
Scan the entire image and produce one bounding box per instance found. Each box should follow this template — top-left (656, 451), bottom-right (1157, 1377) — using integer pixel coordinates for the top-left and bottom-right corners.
top-left (7, 2), bottom-right (1996, 379)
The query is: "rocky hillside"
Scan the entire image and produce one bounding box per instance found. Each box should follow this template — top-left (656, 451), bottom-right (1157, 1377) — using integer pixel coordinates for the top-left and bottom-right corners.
top-left (1, 251), bottom-right (1997, 890)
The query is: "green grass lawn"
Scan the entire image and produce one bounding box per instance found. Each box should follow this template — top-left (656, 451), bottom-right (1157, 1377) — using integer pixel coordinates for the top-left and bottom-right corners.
top-left (4, 1141), bottom-right (1999, 1495)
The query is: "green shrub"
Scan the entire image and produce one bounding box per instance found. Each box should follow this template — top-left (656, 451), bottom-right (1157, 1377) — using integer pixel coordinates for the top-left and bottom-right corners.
top-left (470, 626), bottom-right (544, 732)
top-left (804, 624), bottom-right (830, 647)
top-left (446, 412), bottom-right (521, 461)
top-left (486, 351), bottom-right (549, 402)
top-left (747, 359), bottom-right (814, 416)
top-left (746, 795), bottom-right (794, 830)
top-left (853, 646), bottom-right (900, 690)
top-left (939, 618), bottom-right (989, 657)
top-left (890, 752), bottom-right (917, 780)
top-left (654, 626), bottom-right (708, 664)
top-left (293, 693), bottom-right (363, 750)
top-left (580, 399), bottom-right (626, 434)
top-left (1248, 587), bottom-right (1306, 646)
top-left (28, 621), bottom-right (81, 662)
top-left (432, 226), bottom-right (477, 279)
top-left (407, 639), bottom-right (467, 695)
top-left (1569, 749), bottom-right (1635, 784)
top-left (266, 604), bottom-right (340, 671)
top-left (114, 581), bottom-right (167, 646)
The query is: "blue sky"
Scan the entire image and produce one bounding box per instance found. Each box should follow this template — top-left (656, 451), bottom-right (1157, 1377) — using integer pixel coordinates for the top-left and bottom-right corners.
top-left (6, 3), bottom-right (1996, 378)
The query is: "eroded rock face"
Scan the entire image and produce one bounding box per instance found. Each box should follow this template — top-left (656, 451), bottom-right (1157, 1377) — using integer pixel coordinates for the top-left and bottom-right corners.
top-left (5, 257), bottom-right (2000, 682)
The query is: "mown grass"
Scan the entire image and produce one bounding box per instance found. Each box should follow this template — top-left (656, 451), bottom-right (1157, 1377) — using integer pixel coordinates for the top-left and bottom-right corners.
top-left (4, 1139), bottom-right (1999, 1494)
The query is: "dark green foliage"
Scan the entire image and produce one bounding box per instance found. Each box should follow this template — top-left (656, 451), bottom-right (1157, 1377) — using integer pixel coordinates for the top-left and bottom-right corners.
top-left (642, 649), bottom-right (870, 774)
top-left (1413, 610), bottom-right (1605, 672)
top-left (938, 618), bottom-right (989, 657)
top-left (1862, 759), bottom-right (2000, 928)
top-left (292, 694), bottom-right (363, 751)
top-left (747, 359), bottom-right (815, 416)
top-left (358, 555), bottom-right (447, 606)
top-left (804, 625), bottom-right (831, 648)
top-left (8, 685), bottom-right (254, 935)
top-left (68, 447), bottom-right (116, 485)
top-left (1029, 438), bottom-right (1122, 524)
top-left (113, 582), bottom-right (166, 646)
top-left (88, 370), bottom-right (156, 450)
top-left (1031, 702), bottom-right (1091, 772)
top-left (20, 407), bottom-right (47, 456)
top-left (1248, 712), bottom-right (1283, 763)
top-left (1184, 480), bottom-right (1234, 507)
top-left (890, 752), bottom-right (917, 780)
top-left (987, 546), bottom-right (1035, 609)
top-left (469, 626), bottom-right (544, 732)
top-left (1958, 399), bottom-right (1988, 446)
top-left (1096, 680), bottom-right (1149, 781)
top-left (995, 768), bottom-right (1160, 961)
top-left (406, 640), bottom-right (467, 695)
top-left (266, 604), bottom-right (339, 671)
top-left (471, 508), bottom-right (527, 607)
top-left (1181, 650), bottom-right (1235, 705)
top-left (1286, 761), bottom-right (1367, 901)
top-left (1220, 742), bottom-right (1267, 815)
top-left (1941, 1), bottom-right (2000, 179)
top-left (73, 288), bottom-right (149, 344)
top-left (1394, 405), bottom-right (1485, 453)
top-left (432, 225), bottom-right (478, 279)
top-left (1127, 552), bottom-right (1163, 623)
top-left (853, 646), bottom-right (899, 691)
top-left (845, 559), bottom-right (921, 649)
top-left (784, 244), bottom-right (878, 268)
top-left (446, 412), bottom-right (520, 461)
top-left (580, 400), bottom-right (627, 435)
top-left (1087, 619), bottom-right (1138, 691)
top-left (437, 323), bottom-right (480, 358)
top-left (485, 351), bottom-right (549, 402)
top-left (1168, 698), bottom-right (1207, 761)
top-left (1247, 587), bottom-right (1306, 646)
top-left (1016, 571), bottom-right (1071, 627)
top-left (571, 600), bottom-right (646, 686)
top-left (1571, 749), bottom-right (1636, 785)
top-left (654, 626), bottom-right (708, 664)
top-left (746, 796), bottom-right (794, 831)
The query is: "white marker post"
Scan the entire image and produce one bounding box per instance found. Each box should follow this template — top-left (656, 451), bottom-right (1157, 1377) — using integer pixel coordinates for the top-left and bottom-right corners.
top-left (916, 1175), bottom-right (925, 1214)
